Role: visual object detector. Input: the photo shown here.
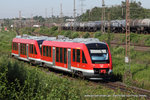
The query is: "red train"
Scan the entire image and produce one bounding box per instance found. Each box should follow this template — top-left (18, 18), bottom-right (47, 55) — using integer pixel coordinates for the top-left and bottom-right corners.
top-left (12, 35), bottom-right (112, 79)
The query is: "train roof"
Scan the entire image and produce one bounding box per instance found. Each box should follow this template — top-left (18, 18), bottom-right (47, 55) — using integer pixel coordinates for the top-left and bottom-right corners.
top-left (15, 34), bottom-right (56, 41)
top-left (13, 35), bottom-right (106, 46)
top-left (44, 35), bottom-right (106, 45)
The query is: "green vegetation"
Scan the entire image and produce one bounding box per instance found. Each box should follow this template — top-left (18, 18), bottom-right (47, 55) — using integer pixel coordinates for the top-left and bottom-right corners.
top-left (0, 31), bottom-right (133, 100)
top-left (0, 29), bottom-right (150, 99)
top-left (78, 1), bottom-right (150, 21)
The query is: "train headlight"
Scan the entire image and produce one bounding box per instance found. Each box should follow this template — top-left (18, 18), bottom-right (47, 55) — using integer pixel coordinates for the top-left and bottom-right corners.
top-left (108, 64), bottom-right (110, 68)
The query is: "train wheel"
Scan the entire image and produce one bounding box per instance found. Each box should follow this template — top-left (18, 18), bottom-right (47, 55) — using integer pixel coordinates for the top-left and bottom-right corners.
top-left (42, 63), bottom-right (46, 68)
top-left (144, 31), bottom-right (148, 34)
top-left (77, 71), bottom-right (85, 79)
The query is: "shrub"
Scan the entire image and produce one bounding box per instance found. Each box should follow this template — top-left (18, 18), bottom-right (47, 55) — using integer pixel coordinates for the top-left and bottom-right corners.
top-left (71, 32), bottom-right (79, 39)
top-left (0, 56), bottom-right (81, 100)
top-left (130, 33), bottom-right (140, 43)
top-left (94, 31), bottom-right (102, 38)
top-left (64, 31), bottom-right (72, 38)
top-left (50, 26), bottom-right (58, 31)
top-left (145, 36), bottom-right (150, 46)
top-left (83, 32), bottom-right (90, 38)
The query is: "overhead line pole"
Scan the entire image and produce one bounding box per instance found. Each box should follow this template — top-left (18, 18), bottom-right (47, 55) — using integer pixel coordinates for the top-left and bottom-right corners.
top-left (73, 0), bottom-right (76, 31)
top-left (124, 0), bottom-right (132, 83)
top-left (125, 0), bottom-right (130, 64)
top-left (101, 0), bottom-right (105, 34)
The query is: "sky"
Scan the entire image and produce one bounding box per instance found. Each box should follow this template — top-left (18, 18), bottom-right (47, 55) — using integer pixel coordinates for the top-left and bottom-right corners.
top-left (0, 0), bottom-right (149, 19)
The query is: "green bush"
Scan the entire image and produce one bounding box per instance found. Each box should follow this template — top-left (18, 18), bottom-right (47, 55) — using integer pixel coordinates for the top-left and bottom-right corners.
top-left (50, 26), bottom-right (58, 31)
top-left (145, 36), bottom-right (150, 46)
top-left (130, 33), bottom-right (140, 43)
top-left (0, 56), bottom-right (81, 100)
top-left (64, 31), bottom-right (72, 38)
top-left (94, 31), bottom-right (102, 38)
top-left (71, 32), bottom-right (79, 39)
top-left (83, 32), bottom-right (90, 38)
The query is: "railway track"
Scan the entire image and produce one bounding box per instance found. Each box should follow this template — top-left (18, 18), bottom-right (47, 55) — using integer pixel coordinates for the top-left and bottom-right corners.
top-left (110, 42), bottom-right (150, 51)
top-left (96, 81), bottom-right (150, 99)
top-left (37, 65), bottom-right (150, 99)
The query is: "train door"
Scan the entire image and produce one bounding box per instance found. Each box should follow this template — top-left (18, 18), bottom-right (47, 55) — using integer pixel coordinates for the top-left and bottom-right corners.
top-left (67, 48), bottom-right (71, 70)
top-left (76, 49), bottom-right (81, 68)
top-left (18, 43), bottom-right (20, 57)
top-left (72, 49), bottom-right (81, 68)
top-left (26, 44), bottom-right (29, 59)
top-left (53, 47), bottom-right (55, 66)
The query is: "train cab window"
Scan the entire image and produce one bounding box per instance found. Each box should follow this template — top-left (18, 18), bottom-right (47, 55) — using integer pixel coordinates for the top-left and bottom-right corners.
top-left (56, 47), bottom-right (59, 62)
top-left (77, 49), bottom-right (80, 63)
top-left (64, 48), bottom-right (67, 64)
top-left (43, 46), bottom-right (46, 56)
top-left (73, 49), bottom-right (75, 62)
top-left (82, 51), bottom-right (87, 64)
top-left (60, 48), bottom-right (63, 63)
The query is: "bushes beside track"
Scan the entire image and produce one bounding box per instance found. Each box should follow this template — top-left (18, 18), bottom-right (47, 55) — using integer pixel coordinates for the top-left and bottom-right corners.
top-left (0, 55), bottom-right (81, 99)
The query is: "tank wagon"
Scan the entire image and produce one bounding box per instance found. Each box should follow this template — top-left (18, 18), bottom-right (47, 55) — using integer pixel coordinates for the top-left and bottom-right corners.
top-left (62, 18), bottom-right (150, 34)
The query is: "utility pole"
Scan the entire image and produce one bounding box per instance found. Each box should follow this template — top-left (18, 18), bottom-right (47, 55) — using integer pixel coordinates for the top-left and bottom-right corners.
top-left (51, 8), bottom-right (54, 23)
top-left (45, 8), bottom-right (47, 18)
top-left (30, 13), bottom-right (33, 27)
top-left (107, 12), bottom-right (111, 46)
top-left (101, 0), bottom-right (105, 34)
top-left (19, 11), bottom-right (22, 28)
top-left (59, 3), bottom-right (63, 31)
top-left (124, 0), bottom-right (132, 83)
top-left (125, 0), bottom-right (130, 64)
top-left (73, 0), bottom-right (76, 31)
top-left (80, 0), bottom-right (85, 14)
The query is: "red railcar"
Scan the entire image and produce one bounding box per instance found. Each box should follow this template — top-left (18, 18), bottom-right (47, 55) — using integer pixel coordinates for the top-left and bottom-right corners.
top-left (11, 35), bottom-right (48, 64)
top-left (41, 38), bottom-right (112, 79)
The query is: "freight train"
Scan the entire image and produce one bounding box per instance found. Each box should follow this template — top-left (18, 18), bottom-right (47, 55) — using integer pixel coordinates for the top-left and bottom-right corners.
top-left (61, 19), bottom-right (150, 34)
top-left (11, 35), bottom-right (112, 80)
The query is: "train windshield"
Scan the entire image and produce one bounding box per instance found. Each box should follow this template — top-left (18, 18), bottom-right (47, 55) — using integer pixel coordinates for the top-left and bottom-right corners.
top-left (86, 43), bottom-right (109, 64)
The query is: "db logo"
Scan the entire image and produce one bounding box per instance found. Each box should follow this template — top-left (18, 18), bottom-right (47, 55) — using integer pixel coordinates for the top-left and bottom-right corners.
top-left (100, 65), bottom-right (104, 68)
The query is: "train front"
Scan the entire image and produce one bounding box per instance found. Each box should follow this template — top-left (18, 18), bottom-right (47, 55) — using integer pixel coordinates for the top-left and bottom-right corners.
top-left (85, 42), bottom-right (112, 79)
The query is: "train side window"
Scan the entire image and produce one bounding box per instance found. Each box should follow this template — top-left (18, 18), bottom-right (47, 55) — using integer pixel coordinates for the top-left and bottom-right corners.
top-left (21, 43), bottom-right (26, 55)
top-left (24, 44), bottom-right (26, 55)
top-left (73, 49), bottom-right (75, 62)
top-left (82, 51), bottom-right (87, 64)
top-left (77, 49), bottom-right (80, 63)
top-left (43, 46), bottom-right (46, 56)
top-left (34, 45), bottom-right (37, 54)
top-left (49, 46), bottom-right (51, 57)
top-left (56, 47), bottom-right (59, 62)
top-left (29, 44), bottom-right (33, 54)
top-left (13, 42), bottom-right (18, 51)
top-left (60, 48), bottom-right (63, 63)
top-left (20, 43), bottom-right (23, 55)
top-left (20, 43), bottom-right (22, 54)
top-left (46, 46), bottom-right (48, 57)
top-left (64, 48), bottom-right (67, 64)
